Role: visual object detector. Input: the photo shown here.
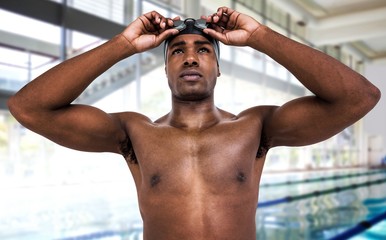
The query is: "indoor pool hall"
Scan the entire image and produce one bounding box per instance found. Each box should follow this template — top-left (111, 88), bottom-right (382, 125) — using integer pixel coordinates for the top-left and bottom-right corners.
top-left (1, 0), bottom-right (386, 240)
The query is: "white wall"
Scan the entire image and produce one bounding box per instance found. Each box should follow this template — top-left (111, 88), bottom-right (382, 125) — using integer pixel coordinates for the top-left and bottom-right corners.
top-left (364, 60), bottom-right (386, 164)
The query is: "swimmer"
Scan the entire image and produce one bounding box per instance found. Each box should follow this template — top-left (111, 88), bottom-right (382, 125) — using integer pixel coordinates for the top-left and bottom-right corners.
top-left (7, 6), bottom-right (380, 240)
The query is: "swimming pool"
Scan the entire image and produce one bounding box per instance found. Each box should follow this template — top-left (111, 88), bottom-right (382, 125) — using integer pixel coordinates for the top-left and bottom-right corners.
top-left (257, 168), bottom-right (386, 239)
top-left (1, 168), bottom-right (385, 240)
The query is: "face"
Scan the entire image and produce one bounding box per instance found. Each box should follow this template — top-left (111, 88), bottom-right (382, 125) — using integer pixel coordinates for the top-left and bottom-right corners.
top-left (165, 34), bottom-right (220, 102)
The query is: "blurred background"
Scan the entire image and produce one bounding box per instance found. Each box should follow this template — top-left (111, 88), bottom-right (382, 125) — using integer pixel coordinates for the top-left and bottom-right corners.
top-left (0, 0), bottom-right (385, 239)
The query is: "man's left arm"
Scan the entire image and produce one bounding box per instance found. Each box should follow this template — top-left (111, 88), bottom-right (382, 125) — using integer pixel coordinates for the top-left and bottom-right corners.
top-left (204, 6), bottom-right (381, 147)
top-left (253, 25), bottom-right (380, 147)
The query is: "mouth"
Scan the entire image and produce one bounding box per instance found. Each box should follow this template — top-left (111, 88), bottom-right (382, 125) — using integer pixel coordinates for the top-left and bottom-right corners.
top-left (180, 70), bottom-right (202, 81)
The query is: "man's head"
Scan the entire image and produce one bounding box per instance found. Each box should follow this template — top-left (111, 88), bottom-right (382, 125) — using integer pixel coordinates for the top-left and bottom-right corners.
top-left (163, 19), bottom-right (221, 102)
top-left (164, 18), bottom-right (220, 63)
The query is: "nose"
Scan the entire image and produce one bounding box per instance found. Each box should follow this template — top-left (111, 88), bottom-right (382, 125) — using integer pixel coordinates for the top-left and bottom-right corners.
top-left (183, 53), bottom-right (199, 67)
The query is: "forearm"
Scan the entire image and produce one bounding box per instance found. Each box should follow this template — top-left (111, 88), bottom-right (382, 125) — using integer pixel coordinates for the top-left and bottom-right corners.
top-left (249, 26), bottom-right (377, 103)
top-left (9, 34), bottom-right (134, 112)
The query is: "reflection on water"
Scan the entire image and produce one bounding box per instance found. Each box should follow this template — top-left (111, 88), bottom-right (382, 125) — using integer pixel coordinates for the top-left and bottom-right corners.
top-left (0, 181), bottom-right (142, 240)
top-left (256, 192), bottom-right (368, 239)
top-left (256, 170), bottom-right (386, 240)
top-left (0, 169), bottom-right (385, 240)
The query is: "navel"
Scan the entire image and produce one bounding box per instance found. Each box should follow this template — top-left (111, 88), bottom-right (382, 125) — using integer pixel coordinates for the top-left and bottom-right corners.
top-left (150, 174), bottom-right (161, 187)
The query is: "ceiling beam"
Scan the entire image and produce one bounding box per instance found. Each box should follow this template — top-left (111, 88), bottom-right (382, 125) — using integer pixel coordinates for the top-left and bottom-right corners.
top-left (271, 0), bottom-right (386, 60)
top-left (0, 30), bottom-right (60, 57)
top-left (310, 6), bottom-right (386, 29)
top-left (309, 18), bottom-right (386, 46)
top-left (0, 0), bottom-right (125, 40)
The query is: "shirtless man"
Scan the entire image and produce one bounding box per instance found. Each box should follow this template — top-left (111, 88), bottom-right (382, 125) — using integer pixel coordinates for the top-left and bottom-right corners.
top-left (7, 6), bottom-right (380, 240)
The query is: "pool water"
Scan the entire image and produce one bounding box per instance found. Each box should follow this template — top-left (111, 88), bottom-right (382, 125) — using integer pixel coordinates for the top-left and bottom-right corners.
top-left (257, 168), bottom-right (386, 240)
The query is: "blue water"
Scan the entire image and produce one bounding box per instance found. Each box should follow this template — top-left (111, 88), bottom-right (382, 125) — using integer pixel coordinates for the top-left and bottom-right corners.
top-left (1, 168), bottom-right (385, 240)
top-left (256, 168), bottom-right (386, 239)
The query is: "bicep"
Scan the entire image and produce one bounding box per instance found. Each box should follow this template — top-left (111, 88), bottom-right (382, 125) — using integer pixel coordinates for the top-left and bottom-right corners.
top-left (263, 96), bottom-right (352, 148)
top-left (33, 104), bottom-right (127, 154)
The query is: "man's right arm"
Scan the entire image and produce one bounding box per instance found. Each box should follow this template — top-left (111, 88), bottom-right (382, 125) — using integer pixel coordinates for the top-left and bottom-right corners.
top-left (7, 35), bottom-right (132, 153)
top-left (7, 11), bottom-right (178, 154)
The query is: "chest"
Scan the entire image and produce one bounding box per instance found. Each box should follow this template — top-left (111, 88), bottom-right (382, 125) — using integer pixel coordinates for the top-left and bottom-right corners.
top-left (128, 122), bottom-right (263, 193)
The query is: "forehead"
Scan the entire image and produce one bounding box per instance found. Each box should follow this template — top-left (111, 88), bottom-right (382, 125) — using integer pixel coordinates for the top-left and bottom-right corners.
top-left (168, 34), bottom-right (212, 47)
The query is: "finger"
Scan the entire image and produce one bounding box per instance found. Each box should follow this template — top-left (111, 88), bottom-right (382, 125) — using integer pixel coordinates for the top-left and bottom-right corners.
top-left (139, 11), bottom-right (161, 31)
top-left (150, 11), bottom-right (161, 24)
top-left (203, 13), bottom-right (217, 23)
top-left (167, 16), bottom-right (180, 28)
top-left (200, 15), bottom-right (209, 21)
top-left (216, 7), bottom-right (224, 18)
top-left (166, 18), bottom-right (173, 28)
top-left (219, 12), bottom-right (230, 24)
top-left (208, 23), bottom-right (225, 33)
top-left (147, 11), bottom-right (169, 29)
top-left (212, 14), bottom-right (220, 23)
top-left (216, 6), bottom-right (232, 23)
top-left (214, 16), bottom-right (228, 29)
top-left (160, 21), bottom-right (166, 29)
top-left (142, 11), bottom-right (160, 22)
top-left (219, 9), bottom-right (239, 30)
top-left (217, 6), bottom-right (235, 16)
top-left (203, 28), bottom-right (229, 44)
top-left (156, 28), bottom-right (179, 45)
top-left (210, 7), bottom-right (232, 25)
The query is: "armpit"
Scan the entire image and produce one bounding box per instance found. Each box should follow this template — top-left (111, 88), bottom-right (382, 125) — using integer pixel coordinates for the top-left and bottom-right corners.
top-left (256, 131), bottom-right (270, 159)
top-left (120, 136), bottom-right (138, 164)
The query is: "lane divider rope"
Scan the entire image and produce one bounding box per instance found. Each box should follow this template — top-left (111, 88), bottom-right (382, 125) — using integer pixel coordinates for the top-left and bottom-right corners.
top-left (258, 177), bottom-right (386, 208)
top-left (329, 210), bottom-right (386, 240)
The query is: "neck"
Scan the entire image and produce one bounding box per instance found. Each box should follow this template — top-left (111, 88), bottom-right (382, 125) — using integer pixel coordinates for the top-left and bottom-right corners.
top-left (167, 97), bottom-right (221, 130)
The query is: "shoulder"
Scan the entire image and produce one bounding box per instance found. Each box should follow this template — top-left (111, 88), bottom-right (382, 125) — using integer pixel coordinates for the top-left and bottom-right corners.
top-left (237, 105), bottom-right (279, 158)
top-left (110, 111), bottom-right (153, 163)
top-left (237, 105), bottom-right (279, 122)
top-left (109, 111), bottom-right (153, 142)
top-left (111, 111), bottom-right (152, 121)
top-left (110, 111), bottom-right (153, 129)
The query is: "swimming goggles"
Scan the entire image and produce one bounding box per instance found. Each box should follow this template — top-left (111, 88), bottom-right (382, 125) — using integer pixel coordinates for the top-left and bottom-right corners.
top-left (164, 18), bottom-right (220, 62)
top-left (172, 18), bottom-right (208, 31)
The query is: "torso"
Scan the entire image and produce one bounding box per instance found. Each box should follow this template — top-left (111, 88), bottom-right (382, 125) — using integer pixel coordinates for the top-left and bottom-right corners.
top-left (120, 108), bottom-right (267, 240)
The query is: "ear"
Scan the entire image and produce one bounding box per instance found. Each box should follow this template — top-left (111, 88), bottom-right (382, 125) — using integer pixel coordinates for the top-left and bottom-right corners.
top-left (217, 65), bottom-right (221, 77)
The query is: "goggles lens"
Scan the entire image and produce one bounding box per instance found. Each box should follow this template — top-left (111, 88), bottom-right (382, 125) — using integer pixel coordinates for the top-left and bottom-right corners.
top-left (173, 18), bottom-right (208, 31)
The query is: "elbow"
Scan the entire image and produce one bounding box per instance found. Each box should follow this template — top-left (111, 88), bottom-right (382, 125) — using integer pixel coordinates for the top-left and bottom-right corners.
top-left (7, 95), bottom-right (18, 118)
top-left (366, 83), bottom-right (381, 110)
top-left (7, 95), bottom-right (22, 121)
top-left (374, 85), bottom-right (381, 103)
top-left (356, 80), bottom-right (381, 116)
top-left (7, 95), bottom-right (34, 127)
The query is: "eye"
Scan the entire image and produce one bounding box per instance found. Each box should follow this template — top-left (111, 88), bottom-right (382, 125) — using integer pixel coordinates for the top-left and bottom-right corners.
top-left (171, 49), bottom-right (183, 55)
top-left (198, 47), bottom-right (209, 53)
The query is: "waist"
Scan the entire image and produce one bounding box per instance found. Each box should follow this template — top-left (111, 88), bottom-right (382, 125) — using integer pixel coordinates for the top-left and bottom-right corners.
top-left (139, 193), bottom-right (258, 240)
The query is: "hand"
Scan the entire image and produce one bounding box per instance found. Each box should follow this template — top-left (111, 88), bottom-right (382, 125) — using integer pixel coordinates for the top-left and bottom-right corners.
top-left (202, 6), bottom-right (261, 47)
top-left (121, 11), bottom-right (179, 54)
